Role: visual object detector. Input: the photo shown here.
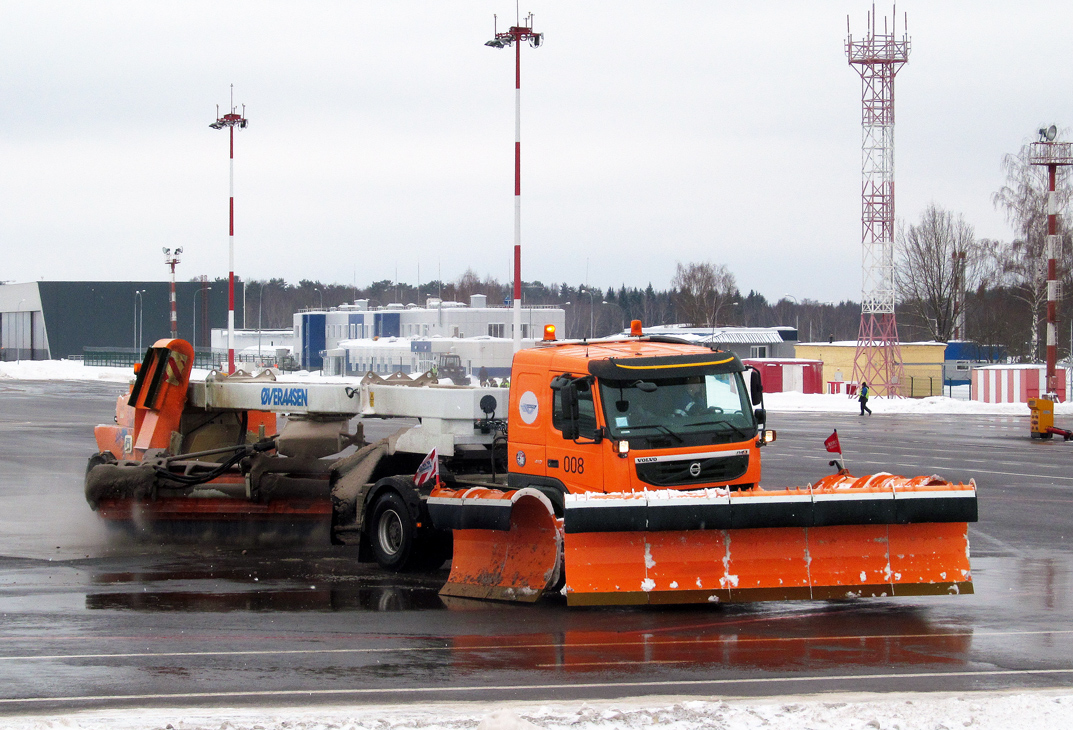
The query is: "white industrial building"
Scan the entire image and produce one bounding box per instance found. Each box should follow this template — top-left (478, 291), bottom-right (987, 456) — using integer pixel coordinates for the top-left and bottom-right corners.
top-left (295, 295), bottom-right (566, 373)
top-left (635, 324), bottom-right (800, 360)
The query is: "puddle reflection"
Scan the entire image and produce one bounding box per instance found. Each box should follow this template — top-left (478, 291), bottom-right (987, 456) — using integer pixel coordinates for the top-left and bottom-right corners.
top-left (450, 607), bottom-right (973, 673)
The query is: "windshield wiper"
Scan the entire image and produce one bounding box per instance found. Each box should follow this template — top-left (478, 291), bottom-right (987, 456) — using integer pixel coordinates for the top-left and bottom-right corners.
top-left (621, 423), bottom-right (684, 443)
top-left (691, 419), bottom-right (752, 440)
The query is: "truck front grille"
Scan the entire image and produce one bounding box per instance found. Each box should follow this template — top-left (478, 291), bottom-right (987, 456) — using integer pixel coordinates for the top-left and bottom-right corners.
top-left (635, 454), bottom-right (749, 487)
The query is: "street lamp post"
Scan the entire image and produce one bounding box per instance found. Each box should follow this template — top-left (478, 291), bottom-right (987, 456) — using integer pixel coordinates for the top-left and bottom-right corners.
top-left (15, 299), bottom-right (26, 363)
top-left (258, 285), bottom-right (264, 361)
top-left (783, 294), bottom-right (800, 332)
top-left (209, 85), bottom-right (249, 374)
top-left (580, 288), bottom-right (596, 339)
top-left (486, 13), bottom-right (543, 354)
top-left (133, 290), bottom-right (146, 353)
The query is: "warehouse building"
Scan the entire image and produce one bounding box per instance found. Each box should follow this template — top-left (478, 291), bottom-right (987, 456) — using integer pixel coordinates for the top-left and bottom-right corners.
top-left (0, 280), bottom-right (240, 361)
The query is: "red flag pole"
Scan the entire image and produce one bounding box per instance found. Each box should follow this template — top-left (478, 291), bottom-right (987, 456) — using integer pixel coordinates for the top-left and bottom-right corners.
top-left (824, 429), bottom-right (847, 474)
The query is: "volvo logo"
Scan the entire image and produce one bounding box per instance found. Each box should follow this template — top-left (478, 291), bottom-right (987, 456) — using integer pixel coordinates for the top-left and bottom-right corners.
top-left (689, 462), bottom-right (702, 478)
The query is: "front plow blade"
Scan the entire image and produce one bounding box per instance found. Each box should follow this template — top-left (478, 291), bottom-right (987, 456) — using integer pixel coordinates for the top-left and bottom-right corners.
top-left (433, 488), bottom-right (561, 602)
top-left (565, 523), bottom-right (972, 606)
top-left (563, 476), bottom-right (975, 606)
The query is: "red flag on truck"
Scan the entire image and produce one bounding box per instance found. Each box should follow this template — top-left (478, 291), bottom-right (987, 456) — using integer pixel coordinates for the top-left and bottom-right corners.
top-left (824, 430), bottom-right (842, 454)
top-left (414, 448), bottom-right (439, 487)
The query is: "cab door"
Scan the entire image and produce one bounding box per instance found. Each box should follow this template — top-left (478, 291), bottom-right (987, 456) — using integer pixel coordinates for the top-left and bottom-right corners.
top-left (545, 376), bottom-right (604, 493)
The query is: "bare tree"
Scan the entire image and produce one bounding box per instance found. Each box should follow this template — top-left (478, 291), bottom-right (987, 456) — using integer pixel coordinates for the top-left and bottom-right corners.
top-left (895, 205), bottom-right (984, 341)
top-left (671, 262), bottom-right (738, 327)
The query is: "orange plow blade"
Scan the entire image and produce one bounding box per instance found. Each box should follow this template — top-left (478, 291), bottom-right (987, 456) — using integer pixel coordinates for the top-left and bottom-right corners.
top-left (430, 488), bottom-right (561, 602)
top-left (563, 475), bottom-right (976, 607)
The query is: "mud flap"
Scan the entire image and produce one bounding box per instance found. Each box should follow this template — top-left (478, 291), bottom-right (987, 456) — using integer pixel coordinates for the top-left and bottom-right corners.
top-left (438, 490), bottom-right (561, 602)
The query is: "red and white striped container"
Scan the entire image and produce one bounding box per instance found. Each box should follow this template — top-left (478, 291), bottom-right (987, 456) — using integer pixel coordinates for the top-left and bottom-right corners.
top-left (971, 364), bottom-right (1067, 403)
top-left (742, 359), bottom-right (824, 394)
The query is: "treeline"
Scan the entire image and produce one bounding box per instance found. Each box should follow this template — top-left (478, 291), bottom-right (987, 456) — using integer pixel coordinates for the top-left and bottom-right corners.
top-left (234, 270), bottom-right (864, 343)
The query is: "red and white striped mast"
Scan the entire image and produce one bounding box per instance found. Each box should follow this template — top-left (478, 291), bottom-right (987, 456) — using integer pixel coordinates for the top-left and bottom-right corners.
top-left (486, 12), bottom-right (543, 353)
top-left (209, 85), bottom-right (248, 374)
top-left (1029, 125), bottom-right (1072, 398)
top-left (162, 247), bottom-right (182, 338)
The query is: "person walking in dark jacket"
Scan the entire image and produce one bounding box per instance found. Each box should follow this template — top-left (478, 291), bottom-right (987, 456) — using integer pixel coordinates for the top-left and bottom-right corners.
top-left (859, 381), bottom-right (872, 416)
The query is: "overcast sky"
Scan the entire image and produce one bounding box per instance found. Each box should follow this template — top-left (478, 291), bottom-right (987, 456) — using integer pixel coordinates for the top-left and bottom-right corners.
top-left (2, 1), bottom-right (1072, 304)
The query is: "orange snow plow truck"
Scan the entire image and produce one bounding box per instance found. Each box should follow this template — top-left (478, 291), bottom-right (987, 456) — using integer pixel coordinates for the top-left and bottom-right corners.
top-left (86, 326), bottom-right (976, 607)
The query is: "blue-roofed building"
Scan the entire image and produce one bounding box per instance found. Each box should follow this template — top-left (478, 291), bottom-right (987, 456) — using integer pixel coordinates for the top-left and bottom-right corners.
top-left (944, 340), bottom-right (1006, 385)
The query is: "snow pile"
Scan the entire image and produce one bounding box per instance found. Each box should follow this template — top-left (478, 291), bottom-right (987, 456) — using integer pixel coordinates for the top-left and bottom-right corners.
top-left (0, 359), bottom-right (136, 383)
top-left (764, 390), bottom-right (1071, 416)
top-left (7, 692), bottom-right (1073, 730)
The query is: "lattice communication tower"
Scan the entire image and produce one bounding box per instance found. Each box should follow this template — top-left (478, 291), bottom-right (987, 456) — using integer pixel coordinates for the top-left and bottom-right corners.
top-left (846, 7), bottom-right (909, 397)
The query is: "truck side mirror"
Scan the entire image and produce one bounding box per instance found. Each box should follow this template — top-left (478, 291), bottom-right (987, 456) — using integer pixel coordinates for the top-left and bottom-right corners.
top-left (753, 407), bottom-right (767, 426)
top-left (560, 383), bottom-right (580, 440)
top-left (750, 369), bottom-right (763, 406)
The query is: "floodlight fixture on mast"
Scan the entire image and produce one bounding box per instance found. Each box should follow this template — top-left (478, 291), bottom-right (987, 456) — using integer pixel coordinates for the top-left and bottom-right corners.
top-left (209, 84), bottom-right (248, 374)
top-left (1029, 125), bottom-right (1073, 397)
top-left (486, 11), bottom-right (543, 353)
top-left (163, 247), bottom-right (182, 339)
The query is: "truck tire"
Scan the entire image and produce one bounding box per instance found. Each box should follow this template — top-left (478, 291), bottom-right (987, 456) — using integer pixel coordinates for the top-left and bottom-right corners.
top-left (369, 490), bottom-right (415, 571)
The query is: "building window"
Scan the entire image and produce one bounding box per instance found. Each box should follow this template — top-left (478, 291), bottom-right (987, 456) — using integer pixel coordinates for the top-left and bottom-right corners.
top-left (488, 323), bottom-right (505, 338)
top-left (750, 345), bottom-right (768, 359)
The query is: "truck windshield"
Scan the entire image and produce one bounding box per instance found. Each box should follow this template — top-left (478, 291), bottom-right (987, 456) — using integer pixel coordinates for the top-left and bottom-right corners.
top-left (598, 371), bottom-right (756, 445)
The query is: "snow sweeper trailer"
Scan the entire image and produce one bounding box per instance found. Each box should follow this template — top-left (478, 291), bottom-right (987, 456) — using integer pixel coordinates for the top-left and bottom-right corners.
top-left (86, 327), bottom-right (977, 606)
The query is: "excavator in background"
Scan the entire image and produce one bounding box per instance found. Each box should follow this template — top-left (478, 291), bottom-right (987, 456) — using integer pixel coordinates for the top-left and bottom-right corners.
top-left (86, 322), bottom-right (977, 606)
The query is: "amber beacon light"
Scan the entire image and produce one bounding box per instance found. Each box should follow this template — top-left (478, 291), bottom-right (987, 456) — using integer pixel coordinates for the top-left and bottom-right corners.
top-left (543, 324), bottom-right (556, 341)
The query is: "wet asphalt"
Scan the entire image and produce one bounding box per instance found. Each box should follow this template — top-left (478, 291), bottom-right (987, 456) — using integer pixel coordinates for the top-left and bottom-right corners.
top-left (1, 380), bottom-right (1072, 711)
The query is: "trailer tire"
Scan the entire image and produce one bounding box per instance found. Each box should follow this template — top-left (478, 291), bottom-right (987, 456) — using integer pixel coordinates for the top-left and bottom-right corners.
top-left (369, 491), bottom-right (416, 571)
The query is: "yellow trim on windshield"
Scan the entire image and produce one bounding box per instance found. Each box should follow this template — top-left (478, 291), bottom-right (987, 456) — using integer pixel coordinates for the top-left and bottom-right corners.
top-left (613, 357), bottom-right (735, 370)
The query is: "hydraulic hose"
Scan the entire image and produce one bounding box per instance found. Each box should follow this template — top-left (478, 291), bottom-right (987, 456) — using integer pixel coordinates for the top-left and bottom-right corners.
top-left (153, 438), bottom-right (276, 487)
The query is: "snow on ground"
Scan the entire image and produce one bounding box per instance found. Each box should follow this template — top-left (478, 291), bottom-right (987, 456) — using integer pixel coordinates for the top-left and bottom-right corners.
top-left (0, 359), bottom-right (137, 383)
top-left (1, 360), bottom-right (1062, 417)
top-left (762, 390), bottom-right (1067, 416)
top-left (7, 691), bottom-right (1073, 730)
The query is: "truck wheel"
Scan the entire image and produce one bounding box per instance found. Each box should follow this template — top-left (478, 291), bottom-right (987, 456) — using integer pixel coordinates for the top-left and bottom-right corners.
top-left (369, 491), bottom-right (415, 571)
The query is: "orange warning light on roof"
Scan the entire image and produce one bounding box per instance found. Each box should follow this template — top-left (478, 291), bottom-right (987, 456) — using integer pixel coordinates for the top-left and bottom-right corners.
top-left (543, 324), bottom-right (556, 341)
top-left (630, 319), bottom-right (643, 337)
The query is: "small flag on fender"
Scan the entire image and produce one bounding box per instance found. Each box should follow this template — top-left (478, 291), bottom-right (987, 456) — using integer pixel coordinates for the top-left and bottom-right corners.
top-left (824, 430), bottom-right (842, 454)
top-left (414, 448), bottom-right (439, 487)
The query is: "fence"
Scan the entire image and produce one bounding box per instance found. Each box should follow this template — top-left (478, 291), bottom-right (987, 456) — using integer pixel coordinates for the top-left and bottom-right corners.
top-left (83, 347), bottom-right (218, 370)
top-left (905, 376), bottom-right (942, 398)
top-left (82, 347), bottom-right (299, 372)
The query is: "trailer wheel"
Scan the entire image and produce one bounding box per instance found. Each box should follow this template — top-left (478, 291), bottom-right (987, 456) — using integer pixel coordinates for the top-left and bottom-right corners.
top-left (369, 491), bottom-right (415, 571)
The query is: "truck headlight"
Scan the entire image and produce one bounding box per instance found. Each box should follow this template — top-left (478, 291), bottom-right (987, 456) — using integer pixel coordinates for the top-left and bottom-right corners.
top-left (617, 440), bottom-right (630, 457)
